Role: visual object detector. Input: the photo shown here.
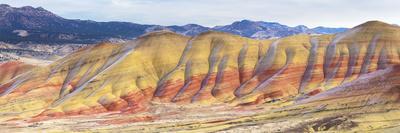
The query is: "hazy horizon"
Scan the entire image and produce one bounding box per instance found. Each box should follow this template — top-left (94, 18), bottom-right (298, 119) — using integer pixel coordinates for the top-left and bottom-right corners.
top-left (1, 0), bottom-right (399, 28)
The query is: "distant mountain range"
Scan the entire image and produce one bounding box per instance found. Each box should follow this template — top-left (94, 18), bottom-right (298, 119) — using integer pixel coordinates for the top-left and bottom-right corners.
top-left (0, 4), bottom-right (348, 44)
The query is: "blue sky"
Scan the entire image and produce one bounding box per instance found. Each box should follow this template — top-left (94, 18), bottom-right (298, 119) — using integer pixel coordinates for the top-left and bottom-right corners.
top-left (1, 0), bottom-right (399, 27)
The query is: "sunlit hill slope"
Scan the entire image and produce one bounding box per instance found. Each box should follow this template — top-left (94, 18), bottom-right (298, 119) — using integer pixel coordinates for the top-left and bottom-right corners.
top-left (0, 20), bottom-right (400, 132)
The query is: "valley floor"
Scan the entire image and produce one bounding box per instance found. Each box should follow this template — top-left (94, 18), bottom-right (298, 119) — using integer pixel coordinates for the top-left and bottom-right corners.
top-left (1, 100), bottom-right (400, 132)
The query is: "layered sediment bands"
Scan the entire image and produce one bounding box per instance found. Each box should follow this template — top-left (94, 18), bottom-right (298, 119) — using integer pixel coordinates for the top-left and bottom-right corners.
top-left (1, 21), bottom-right (400, 122)
top-left (86, 78), bottom-right (110, 98)
top-left (377, 46), bottom-right (388, 70)
top-left (252, 48), bottom-right (295, 94)
top-left (237, 44), bottom-right (249, 83)
top-left (299, 35), bottom-right (332, 93)
top-left (298, 64), bottom-right (400, 105)
top-left (323, 28), bottom-right (361, 80)
top-left (360, 34), bottom-right (380, 75)
top-left (211, 55), bottom-right (229, 97)
top-left (191, 40), bottom-right (224, 102)
top-left (58, 57), bottom-right (85, 98)
top-left (234, 40), bottom-right (280, 97)
top-left (0, 61), bottom-right (34, 85)
top-left (153, 37), bottom-right (194, 98)
top-left (324, 51), bottom-right (345, 86)
top-left (171, 61), bottom-right (192, 102)
top-left (46, 46), bottom-right (95, 81)
top-left (254, 40), bottom-right (280, 75)
top-left (53, 42), bottom-right (138, 107)
top-left (343, 42), bottom-right (361, 83)
top-left (299, 38), bottom-right (319, 93)
top-left (0, 73), bottom-right (31, 96)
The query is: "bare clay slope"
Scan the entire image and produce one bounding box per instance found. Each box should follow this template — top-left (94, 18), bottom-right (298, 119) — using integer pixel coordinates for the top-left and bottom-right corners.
top-left (0, 21), bottom-right (399, 132)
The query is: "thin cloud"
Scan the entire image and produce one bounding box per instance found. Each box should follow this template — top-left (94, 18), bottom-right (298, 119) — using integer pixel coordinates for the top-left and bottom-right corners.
top-left (1, 0), bottom-right (399, 27)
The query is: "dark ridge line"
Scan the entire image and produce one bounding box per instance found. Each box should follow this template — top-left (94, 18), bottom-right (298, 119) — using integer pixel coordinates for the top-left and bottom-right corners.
top-left (96, 43), bottom-right (135, 73)
top-left (342, 41), bottom-right (361, 84)
top-left (52, 43), bottom-right (137, 107)
top-left (191, 40), bottom-right (224, 102)
top-left (9, 65), bottom-right (19, 82)
top-left (211, 55), bottom-right (230, 97)
top-left (237, 43), bottom-right (249, 84)
top-left (46, 46), bottom-right (94, 82)
top-left (171, 81), bottom-right (192, 103)
top-left (324, 51), bottom-right (345, 86)
top-left (153, 37), bottom-right (195, 97)
top-left (171, 60), bottom-right (193, 102)
top-left (55, 48), bottom-right (110, 105)
top-left (184, 61), bottom-right (193, 85)
top-left (322, 27), bottom-right (362, 79)
top-left (359, 34), bottom-right (380, 76)
top-left (299, 66), bottom-right (396, 104)
top-left (322, 30), bottom-right (355, 79)
top-left (252, 43), bottom-right (264, 77)
top-left (58, 56), bottom-right (85, 98)
top-left (253, 40), bottom-right (280, 75)
top-left (299, 37), bottom-right (319, 94)
top-left (55, 46), bottom-right (122, 105)
top-left (377, 46), bottom-right (388, 70)
top-left (47, 59), bottom-right (69, 81)
top-left (75, 62), bottom-right (96, 88)
top-left (323, 39), bottom-right (337, 79)
top-left (322, 28), bottom-right (364, 86)
top-left (251, 48), bottom-right (296, 94)
top-left (0, 72), bottom-right (32, 97)
top-left (234, 40), bottom-right (280, 97)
